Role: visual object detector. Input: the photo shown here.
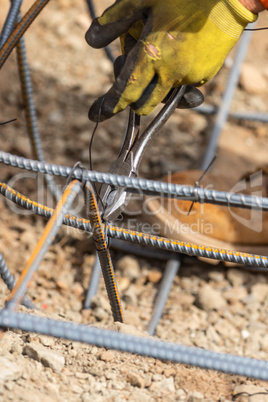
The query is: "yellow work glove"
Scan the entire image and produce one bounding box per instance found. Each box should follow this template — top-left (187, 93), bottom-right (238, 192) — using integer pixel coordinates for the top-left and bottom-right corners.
top-left (86, 0), bottom-right (257, 122)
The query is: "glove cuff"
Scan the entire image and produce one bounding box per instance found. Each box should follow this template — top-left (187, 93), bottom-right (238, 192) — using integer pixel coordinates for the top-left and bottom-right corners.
top-left (194, 0), bottom-right (258, 39)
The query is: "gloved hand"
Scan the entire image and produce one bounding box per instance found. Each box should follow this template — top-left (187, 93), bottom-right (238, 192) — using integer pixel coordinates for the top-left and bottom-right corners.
top-left (86, 0), bottom-right (257, 122)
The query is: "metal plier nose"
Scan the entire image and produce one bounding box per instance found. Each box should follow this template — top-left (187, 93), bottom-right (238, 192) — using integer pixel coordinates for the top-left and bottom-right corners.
top-left (98, 110), bottom-right (140, 221)
top-left (98, 86), bottom-right (187, 222)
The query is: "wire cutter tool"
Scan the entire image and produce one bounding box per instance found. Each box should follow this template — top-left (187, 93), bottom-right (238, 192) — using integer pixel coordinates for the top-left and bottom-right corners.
top-left (99, 85), bottom-right (201, 222)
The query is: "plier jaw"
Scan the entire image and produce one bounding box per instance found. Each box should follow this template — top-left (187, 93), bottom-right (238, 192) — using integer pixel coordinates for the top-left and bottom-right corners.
top-left (98, 110), bottom-right (140, 222)
top-left (98, 151), bottom-right (137, 222)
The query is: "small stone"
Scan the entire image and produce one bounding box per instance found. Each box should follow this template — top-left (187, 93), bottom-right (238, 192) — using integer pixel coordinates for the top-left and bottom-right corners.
top-left (129, 389), bottom-right (152, 402)
top-left (105, 371), bottom-right (116, 380)
top-left (251, 283), bottom-right (268, 303)
top-left (207, 311), bottom-right (219, 325)
top-left (81, 393), bottom-right (91, 402)
top-left (151, 376), bottom-right (177, 393)
top-left (208, 271), bottom-right (224, 282)
top-left (4, 382), bottom-right (15, 391)
top-left (117, 276), bottom-right (131, 291)
top-left (240, 64), bottom-right (267, 95)
top-left (89, 366), bottom-right (103, 377)
top-left (196, 284), bottom-right (227, 311)
top-left (241, 329), bottom-right (250, 340)
top-left (10, 342), bottom-right (23, 355)
top-left (147, 270), bottom-right (162, 284)
top-left (71, 384), bottom-right (84, 394)
top-left (206, 325), bottom-right (222, 345)
top-left (108, 322), bottom-right (150, 338)
top-left (164, 368), bottom-right (176, 377)
top-left (75, 373), bottom-right (90, 380)
top-left (188, 391), bottom-right (205, 401)
top-left (117, 256), bottom-right (140, 280)
top-left (126, 372), bottom-right (145, 388)
top-left (176, 388), bottom-right (187, 398)
top-left (71, 282), bottom-right (84, 298)
top-left (233, 384), bottom-right (267, 401)
top-left (56, 272), bottom-right (74, 290)
top-left (152, 374), bottom-right (163, 382)
top-left (99, 350), bottom-right (115, 362)
top-left (24, 342), bottom-right (65, 372)
top-left (91, 295), bottom-right (111, 312)
top-left (223, 286), bottom-right (248, 303)
top-left (227, 269), bottom-right (249, 287)
top-left (20, 231), bottom-right (36, 248)
top-left (245, 333), bottom-right (262, 357)
top-left (93, 307), bottom-right (107, 321)
top-left (214, 318), bottom-right (240, 341)
top-left (56, 280), bottom-right (69, 291)
top-left (159, 378), bottom-right (175, 393)
top-left (123, 311), bottom-right (141, 326)
top-left (0, 357), bottom-right (22, 382)
top-left (38, 335), bottom-right (55, 347)
top-left (261, 334), bottom-right (268, 353)
top-left (123, 286), bottom-right (138, 306)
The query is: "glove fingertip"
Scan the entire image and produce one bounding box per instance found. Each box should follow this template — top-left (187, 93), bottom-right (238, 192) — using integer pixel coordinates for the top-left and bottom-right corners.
top-left (88, 97), bottom-right (115, 123)
top-left (85, 19), bottom-right (108, 49)
top-left (178, 86), bottom-right (204, 109)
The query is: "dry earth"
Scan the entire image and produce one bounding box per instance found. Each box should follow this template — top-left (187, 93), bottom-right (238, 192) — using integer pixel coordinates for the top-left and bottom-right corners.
top-left (0, 1), bottom-right (268, 401)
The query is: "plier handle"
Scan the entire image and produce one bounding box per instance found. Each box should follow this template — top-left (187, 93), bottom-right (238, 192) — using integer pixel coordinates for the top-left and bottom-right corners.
top-left (99, 86), bottom-right (187, 222)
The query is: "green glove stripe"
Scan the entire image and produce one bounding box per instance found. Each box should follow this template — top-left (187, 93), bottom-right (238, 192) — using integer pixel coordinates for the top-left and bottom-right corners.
top-left (194, 0), bottom-right (258, 39)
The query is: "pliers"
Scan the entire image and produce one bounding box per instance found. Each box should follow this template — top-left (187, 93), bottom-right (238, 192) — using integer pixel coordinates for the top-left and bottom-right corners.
top-left (98, 85), bottom-right (199, 222)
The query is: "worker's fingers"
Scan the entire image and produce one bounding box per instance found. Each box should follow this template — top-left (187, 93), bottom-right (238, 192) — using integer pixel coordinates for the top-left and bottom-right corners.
top-left (113, 55), bottom-right (126, 78)
top-left (88, 71), bottom-right (156, 122)
top-left (88, 43), bottom-right (156, 122)
top-left (132, 78), bottom-right (173, 116)
top-left (162, 86), bottom-right (204, 109)
top-left (178, 86), bottom-right (204, 109)
top-left (88, 51), bottom-right (204, 121)
top-left (85, 0), bottom-right (150, 49)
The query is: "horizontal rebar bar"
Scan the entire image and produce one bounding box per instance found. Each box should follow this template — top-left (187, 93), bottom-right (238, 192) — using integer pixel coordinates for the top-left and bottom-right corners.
top-left (1, 151), bottom-right (268, 211)
top-left (1, 180), bottom-right (268, 269)
top-left (0, 308), bottom-right (268, 380)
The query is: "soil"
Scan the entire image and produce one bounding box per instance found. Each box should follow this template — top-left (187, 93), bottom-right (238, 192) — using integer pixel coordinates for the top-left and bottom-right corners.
top-left (0, 1), bottom-right (268, 401)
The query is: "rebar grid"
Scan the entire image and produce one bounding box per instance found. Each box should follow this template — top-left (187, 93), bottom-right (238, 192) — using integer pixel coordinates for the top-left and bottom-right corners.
top-left (1, 0), bottom-right (268, 383)
top-left (1, 169), bottom-right (268, 379)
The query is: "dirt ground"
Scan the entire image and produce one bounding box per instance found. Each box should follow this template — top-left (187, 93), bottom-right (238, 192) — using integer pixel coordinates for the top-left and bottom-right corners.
top-left (1, 1), bottom-right (268, 401)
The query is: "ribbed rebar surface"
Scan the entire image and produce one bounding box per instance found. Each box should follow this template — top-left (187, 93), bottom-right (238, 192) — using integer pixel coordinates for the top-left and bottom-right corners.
top-left (0, 309), bottom-right (268, 380)
top-left (1, 150), bottom-right (268, 211)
